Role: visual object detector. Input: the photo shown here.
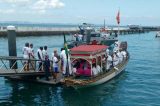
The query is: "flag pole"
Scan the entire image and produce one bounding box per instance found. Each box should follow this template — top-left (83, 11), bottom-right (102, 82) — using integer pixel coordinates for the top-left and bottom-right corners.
top-left (63, 32), bottom-right (69, 76)
top-left (116, 8), bottom-right (120, 37)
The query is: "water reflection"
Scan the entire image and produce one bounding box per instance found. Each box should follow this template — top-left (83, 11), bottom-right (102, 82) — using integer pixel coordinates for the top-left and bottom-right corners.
top-left (61, 72), bottom-right (128, 106)
top-left (0, 72), bottom-right (127, 106)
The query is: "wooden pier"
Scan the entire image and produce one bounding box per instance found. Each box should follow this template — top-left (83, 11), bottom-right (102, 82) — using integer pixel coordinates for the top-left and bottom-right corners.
top-left (0, 56), bottom-right (64, 85)
top-left (0, 26), bottom-right (159, 37)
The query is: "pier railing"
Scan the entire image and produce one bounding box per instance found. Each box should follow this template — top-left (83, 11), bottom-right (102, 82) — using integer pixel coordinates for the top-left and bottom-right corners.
top-left (0, 56), bottom-right (51, 76)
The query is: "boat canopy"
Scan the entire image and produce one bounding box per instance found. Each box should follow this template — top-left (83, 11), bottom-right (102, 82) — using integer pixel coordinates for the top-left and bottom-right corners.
top-left (70, 45), bottom-right (108, 55)
top-left (70, 45), bottom-right (108, 68)
top-left (70, 45), bottom-right (108, 76)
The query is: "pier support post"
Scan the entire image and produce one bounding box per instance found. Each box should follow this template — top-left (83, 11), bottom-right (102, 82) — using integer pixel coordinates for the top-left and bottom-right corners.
top-left (7, 26), bottom-right (18, 69)
top-left (86, 28), bottom-right (91, 44)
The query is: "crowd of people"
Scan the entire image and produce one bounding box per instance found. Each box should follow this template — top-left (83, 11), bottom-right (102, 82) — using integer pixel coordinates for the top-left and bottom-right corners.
top-left (73, 33), bottom-right (84, 41)
top-left (22, 40), bottom-right (127, 80)
top-left (22, 42), bottom-right (72, 81)
top-left (105, 41), bottom-right (127, 71)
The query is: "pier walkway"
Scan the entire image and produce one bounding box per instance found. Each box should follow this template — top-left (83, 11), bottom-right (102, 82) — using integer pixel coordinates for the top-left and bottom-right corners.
top-left (0, 26), bottom-right (159, 37)
top-left (0, 56), bottom-right (45, 77)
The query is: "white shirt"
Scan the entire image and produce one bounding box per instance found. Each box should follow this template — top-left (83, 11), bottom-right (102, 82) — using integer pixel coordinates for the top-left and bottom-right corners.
top-left (96, 65), bottom-right (101, 73)
top-left (106, 55), bottom-right (112, 70)
top-left (37, 49), bottom-right (43, 60)
top-left (22, 47), bottom-right (29, 59)
top-left (92, 67), bottom-right (98, 76)
top-left (72, 68), bottom-right (77, 73)
top-left (117, 51), bottom-right (123, 62)
top-left (106, 49), bottom-right (109, 55)
top-left (42, 50), bottom-right (48, 58)
top-left (121, 51), bottom-right (127, 58)
top-left (52, 56), bottom-right (58, 67)
top-left (78, 34), bottom-right (83, 41)
top-left (60, 50), bottom-right (67, 60)
top-left (114, 41), bottom-right (120, 52)
top-left (28, 47), bottom-right (34, 58)
top-left (113, 54), bottom-right (119, 66)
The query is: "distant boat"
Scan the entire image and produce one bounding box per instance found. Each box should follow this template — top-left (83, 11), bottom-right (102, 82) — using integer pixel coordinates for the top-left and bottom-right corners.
top-left (67, 23), bottom-right (118, 48)
top-left (155, 31), bottom-right (160, 37)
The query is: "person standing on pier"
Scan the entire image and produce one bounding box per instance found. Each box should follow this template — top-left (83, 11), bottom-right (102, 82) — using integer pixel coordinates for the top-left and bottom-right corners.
top-left (44, 55), bottom-right (50, 81)
top-left (37, 46), bottom-right (43, 71)
top-left (29, 43), bottom-right (34, 58)
top-left (43, 46), bottom-right (48, 59)
top-left (52, 49), bottom-right (59, 81)
top-left (60, 48), bottom-right (67, 75)
top-left (22, 42), bottom-right (30, 71)
top-left (28, 43), bottom-right (35, 70)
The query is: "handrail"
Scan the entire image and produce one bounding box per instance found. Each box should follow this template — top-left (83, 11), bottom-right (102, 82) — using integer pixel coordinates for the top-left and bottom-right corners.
top-left (0, 56), bottom-right (53, 74)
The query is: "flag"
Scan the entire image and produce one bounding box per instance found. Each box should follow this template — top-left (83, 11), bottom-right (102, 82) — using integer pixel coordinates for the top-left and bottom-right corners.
top-left (63, 33), bottom-right (69, 58)
top-left (116, 10), bottom-right (120, 24)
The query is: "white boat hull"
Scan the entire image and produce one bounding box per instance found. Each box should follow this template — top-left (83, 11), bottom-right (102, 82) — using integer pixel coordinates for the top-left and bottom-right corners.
top-left (87, 64), bottom-right (125, 87)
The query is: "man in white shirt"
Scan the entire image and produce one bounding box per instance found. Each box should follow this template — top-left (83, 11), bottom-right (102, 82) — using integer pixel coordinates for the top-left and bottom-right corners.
top-left (60, 48), bottom-right (67, 75)
top-left (117, 50), bottom-right (123, 63)
top-left (37, 47), bottom-right (43, 71)
top-left (43, 46), bottom-right (48, 59)
top-left (28, 43), bottom-right (34, 58)
top-left (23, 43), bottom-right (29, 59)
top-left (28, 43), bottom-right (35, 70)
top-left (106, 54), bottom-right (112, 70)
top-left (92, 64), bottom-right (98, 76)
top-left (78, 34), bottom-right (83, 41)
top-left (22, 42), bottom-right (30, 71)
top-left (113, 41), bottom-right (120, 52)
top-left (121, 50), bottom-right (127, 60)
top-left (96, 65), bottom-right (101, 73)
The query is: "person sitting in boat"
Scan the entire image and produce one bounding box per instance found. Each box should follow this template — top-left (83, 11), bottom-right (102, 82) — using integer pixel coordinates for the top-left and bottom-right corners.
top-left (82, 60), bottom-right (88, 70)
top-left (96, 64), bottom-right (101, 74)
top-left (74, 33), bottom-right (79, 41)
top-left (92, 63), bottom-right (98, 76)
top-left (113, 41), bottom-right (120, 52)
top-left (106, 54), bottom-right (112, 71)
top-left (78, 33), bottom-right (83, 41)
top-left (113, 51), bottom-right (119, 65)
top-left (72, 60), bottom-right (80, 77)
top-left (121, 50), bottom-right (127, 60)
top-left (117, 49), bottom-right (123, 63)
top-left (112, 51), bottom-right (119, 70)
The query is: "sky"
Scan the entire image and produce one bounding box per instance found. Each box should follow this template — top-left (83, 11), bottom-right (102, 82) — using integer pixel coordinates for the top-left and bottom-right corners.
top-left (0, 0), bottom-right (160, 26)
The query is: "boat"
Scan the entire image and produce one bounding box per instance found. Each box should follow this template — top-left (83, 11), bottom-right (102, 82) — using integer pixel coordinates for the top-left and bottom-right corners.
top-left (64, 43), bottom-right (129, 89)
top-left (67, 23), bottom-right (118, 49)
top-left (155, 31), bottom-right (160, 37)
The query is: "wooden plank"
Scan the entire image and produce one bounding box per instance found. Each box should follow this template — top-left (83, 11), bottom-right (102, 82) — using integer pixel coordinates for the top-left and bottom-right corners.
top-left (0, 69), bottom-right (45, 76)
top-left (6, 72), bottom-right (64, 85)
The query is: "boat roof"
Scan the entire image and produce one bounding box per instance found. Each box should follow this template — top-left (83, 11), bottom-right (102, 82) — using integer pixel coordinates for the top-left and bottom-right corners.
top-left (70, 45), bottom-right (108, 53)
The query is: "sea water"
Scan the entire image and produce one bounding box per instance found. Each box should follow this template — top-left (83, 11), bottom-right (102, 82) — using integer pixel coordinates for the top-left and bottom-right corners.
top-left (0, 32), bottom-right (160, 106)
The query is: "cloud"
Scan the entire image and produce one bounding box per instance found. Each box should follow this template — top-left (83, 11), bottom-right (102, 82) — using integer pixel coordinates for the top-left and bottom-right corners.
top-left (0, 0), bottom-right (65, 14)
top-left (0, 0), bottom-right (30, 3)
top-left (0, 9), bottom-right (14, 14)
top-left (32, 0), bottom-right (65, 13)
